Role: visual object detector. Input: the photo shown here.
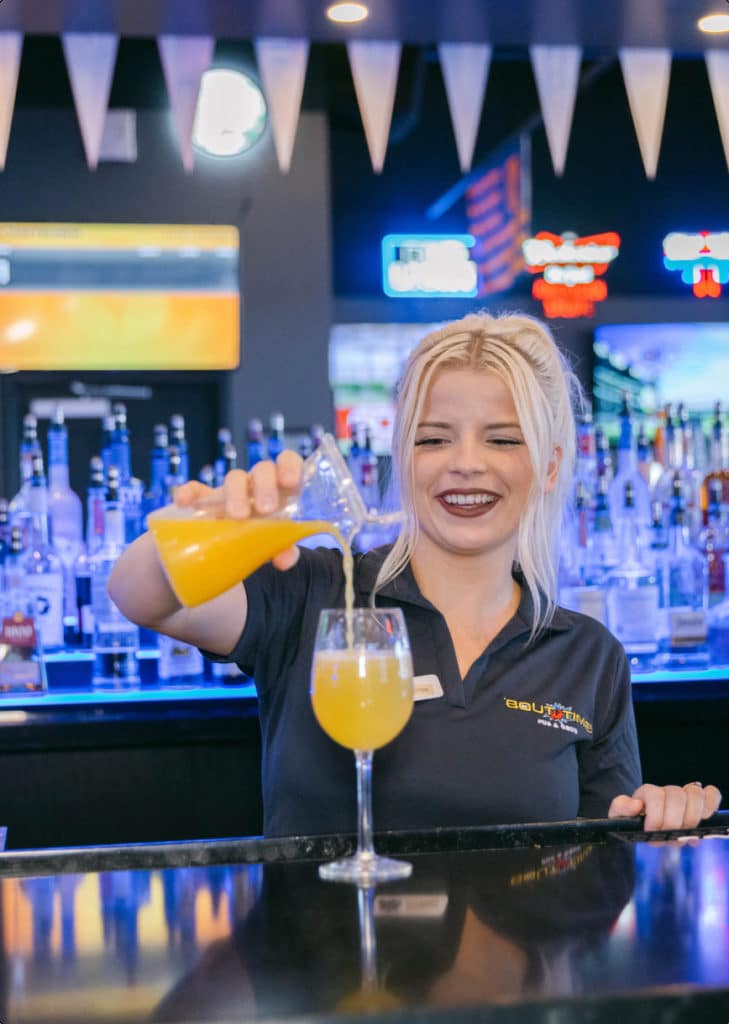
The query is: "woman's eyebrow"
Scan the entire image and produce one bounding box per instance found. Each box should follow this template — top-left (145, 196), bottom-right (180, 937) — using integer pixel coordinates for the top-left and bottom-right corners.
top-left (417, 420), bottom-right (522, 430)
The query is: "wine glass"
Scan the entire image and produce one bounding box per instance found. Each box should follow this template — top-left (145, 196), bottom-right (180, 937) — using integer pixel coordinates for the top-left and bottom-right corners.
top-left (311, 608), bottom-right (414, 883)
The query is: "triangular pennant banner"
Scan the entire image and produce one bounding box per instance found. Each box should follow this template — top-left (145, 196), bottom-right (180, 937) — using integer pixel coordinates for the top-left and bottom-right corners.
top-left (438, 43), bottom-right (491, 173)
top-left (619, 47), bottom-right (671, 180)
top-left (706, 51), bottom-right (729, 174)
top-left (62, 33), bottom-right (119, 171)
top-left (254, 38), bottom-right (309, 174)
top-left (158, 35), bottom-right (215, 173)
top-left (347, 41), bottom-right (401, 173)
top-left (529, 45), bottom-right (582, 177)
top-left (0, 33), bottom-right (23, 171)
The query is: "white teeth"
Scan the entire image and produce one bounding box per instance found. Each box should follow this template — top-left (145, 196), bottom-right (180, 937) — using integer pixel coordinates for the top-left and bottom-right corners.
top-left (442, 493), bottom-right (496, 506)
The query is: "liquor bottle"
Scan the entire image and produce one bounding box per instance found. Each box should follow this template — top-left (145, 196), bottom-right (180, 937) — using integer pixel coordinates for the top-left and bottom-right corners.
top-left (85, 456), bottom-right (107, 557)
top-left (246, 418), bottom-right (265, 469)
top-left (0, 499), bottom-right (9, 570)
top-left (702, 401), bottom-right (729, 515)
top-left (608, 394), bottom-right (651, 536)
top-left (267, 412), bottom-right (285, 462)
top-left (584, 476), bottom-right (619, 581)
top-left (594, 427), bottom-right (613, 483)
top-left (157, 452), bottom-right (204, 685)
top-left (144, 424), bottom-right (170, 518)
top-left (169, 414), bottom-right (189, 481)
top-left (91, 466), bottom-right (140, 688)
top-left (575, 407), bottom-right (597, 498)
top-left (662, 473), bottom-right (709, 664)
top-left (359, 428), bottom-right (380, 511)
top-left (310, 424), bottom-right (325, 451)
top-left (214, 428), bottom-right (232, 487)
top-left (297, 435), bottom-right (313, 460)
top-left (9, 414), bottom-right (41, 546)
top-left (698, 477), bottom-right (729, 606)
top-left (645, 499), bottom-right (669, 645)
top-left (198, 464), bottom-right (215, 488)
top-left (165, 446), bottom-right (185, 498)
top-left (100, 413), bottom-right (116, 478)
top-left (47, 408), bottom-right (84, 643)
top-left (348, 424), bottom-right (362, 481)
top-left (223, 442), bottom-right (237, 473)
top-left (605, 481), bottom-right (660, 661)
top-left (559, 482), bottom-right (607, 625)
top-left (111, 403), bottom-right (132, 483)
top-left (0, 525), bottom-right (47, 693)
top-left (654, 403), bottom-right (702, 539)
top-left (636, 422), bottom-right (653, 486)
top-left (23, 451), bottom-right (64, 651)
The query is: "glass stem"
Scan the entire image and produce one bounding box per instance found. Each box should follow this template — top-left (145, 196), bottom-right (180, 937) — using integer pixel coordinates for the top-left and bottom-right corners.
top-left (355, 750), bottom-right (375, 860)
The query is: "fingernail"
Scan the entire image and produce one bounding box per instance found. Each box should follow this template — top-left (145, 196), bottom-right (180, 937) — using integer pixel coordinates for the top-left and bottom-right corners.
top-left (257, 495), bottom-right (276, 514)
top-left (230, 499), bottom-right (247, 517)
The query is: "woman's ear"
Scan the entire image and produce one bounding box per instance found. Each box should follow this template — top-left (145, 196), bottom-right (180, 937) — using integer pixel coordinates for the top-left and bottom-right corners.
top-left (544, 446), bottom-right (562, 494)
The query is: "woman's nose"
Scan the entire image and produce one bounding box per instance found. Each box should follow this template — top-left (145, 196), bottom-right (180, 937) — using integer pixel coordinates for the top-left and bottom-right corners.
top-left (450, 436), bottom-right (487, 474)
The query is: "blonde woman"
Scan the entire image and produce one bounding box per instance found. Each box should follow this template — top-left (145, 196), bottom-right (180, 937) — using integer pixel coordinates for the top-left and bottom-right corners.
top-left (109, 312), bottom-right (721, 836)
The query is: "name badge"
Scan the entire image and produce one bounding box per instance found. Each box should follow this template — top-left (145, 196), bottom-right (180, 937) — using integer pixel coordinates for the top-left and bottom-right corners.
top-left (374, 893), bottom-right (449, 919)
top-left (413, 674), bottom-right (444, 702)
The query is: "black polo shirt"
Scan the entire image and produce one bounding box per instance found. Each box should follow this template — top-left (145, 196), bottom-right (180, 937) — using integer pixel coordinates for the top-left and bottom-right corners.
top-left (217, 545), bottom-right (641, 838)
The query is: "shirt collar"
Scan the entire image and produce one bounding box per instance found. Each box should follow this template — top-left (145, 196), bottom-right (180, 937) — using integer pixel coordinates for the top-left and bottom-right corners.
top-left (356, 546), bottom-right (574, 636)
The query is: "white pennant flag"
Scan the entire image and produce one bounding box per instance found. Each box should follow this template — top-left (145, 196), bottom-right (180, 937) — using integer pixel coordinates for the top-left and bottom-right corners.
top-left (158, 35), bottom-right (215, 173)
top-left (62, 33), bottom-right (119, 171)
top-left (529, 45), bottom-right (582, 177)
top-left (619, 47), bottom-right (671, 179)
top-left (0, 33), bottom-right (22, 171)
top-left (438, 44), bottom-right (491, 173)
top-left (254, 38), bottom-right (309, 173)
top-left (706, 51), bottom-right (729, 173)
top-left (347, 41), bottom-right (401, 173)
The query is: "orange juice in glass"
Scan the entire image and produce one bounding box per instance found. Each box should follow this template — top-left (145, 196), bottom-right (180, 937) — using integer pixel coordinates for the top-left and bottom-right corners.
top-left (311, 608), bottom-right (414, 884)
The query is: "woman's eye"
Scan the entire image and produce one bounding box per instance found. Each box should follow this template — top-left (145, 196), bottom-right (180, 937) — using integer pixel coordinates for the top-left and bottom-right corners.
top-left (489, 437), bottom-right (523, 446)
top-left (414, 437), bottom-right (447, 447)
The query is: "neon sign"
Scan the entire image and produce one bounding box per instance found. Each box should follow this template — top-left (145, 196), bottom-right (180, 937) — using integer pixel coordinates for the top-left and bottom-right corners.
top-left (663, 231), bottom-right (729, 298)
top-left (382, 234), bottom-right (477, 298)
top-left (522, 230), bottom-right (621, 318)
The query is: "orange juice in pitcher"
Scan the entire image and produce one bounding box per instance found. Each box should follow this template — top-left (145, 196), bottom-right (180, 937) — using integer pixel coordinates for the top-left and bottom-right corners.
top-left (149, 514), bottom-right (338, 607)
top-left (147, 433), bottom-right (400, 609)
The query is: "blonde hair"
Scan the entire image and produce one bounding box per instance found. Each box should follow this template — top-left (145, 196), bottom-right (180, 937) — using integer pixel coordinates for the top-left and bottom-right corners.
top-left (374, 312), bottom-right (582, 638)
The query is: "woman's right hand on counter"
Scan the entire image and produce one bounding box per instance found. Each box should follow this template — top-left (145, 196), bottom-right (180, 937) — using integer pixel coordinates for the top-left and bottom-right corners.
top-left (174, 449), bottom-right (304, 570)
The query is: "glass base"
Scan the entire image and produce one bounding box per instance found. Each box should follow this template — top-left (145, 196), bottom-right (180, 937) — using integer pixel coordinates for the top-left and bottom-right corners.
top-left (318, 852), bottom-right (412, 884)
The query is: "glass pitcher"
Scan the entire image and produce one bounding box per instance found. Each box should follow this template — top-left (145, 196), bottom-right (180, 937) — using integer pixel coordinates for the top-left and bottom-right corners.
top-left (147, 433), bottom-right (401, 607)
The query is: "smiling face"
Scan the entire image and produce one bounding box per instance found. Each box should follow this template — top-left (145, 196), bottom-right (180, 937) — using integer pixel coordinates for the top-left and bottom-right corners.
top-left (411, 367), bottom-right (535, 566)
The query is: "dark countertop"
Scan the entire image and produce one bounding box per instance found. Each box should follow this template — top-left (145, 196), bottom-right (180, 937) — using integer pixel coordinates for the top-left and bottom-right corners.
top-left (3, 817), bottom-right (729, 1023)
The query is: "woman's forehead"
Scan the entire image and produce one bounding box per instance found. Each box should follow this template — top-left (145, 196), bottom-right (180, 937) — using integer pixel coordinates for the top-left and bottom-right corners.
top-left (423, 367), bottom-right (517, 412)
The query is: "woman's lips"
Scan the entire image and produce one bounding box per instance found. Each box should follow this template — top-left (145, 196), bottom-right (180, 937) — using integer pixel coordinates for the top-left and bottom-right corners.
top-left (436, 493), bottom-right (499, 517)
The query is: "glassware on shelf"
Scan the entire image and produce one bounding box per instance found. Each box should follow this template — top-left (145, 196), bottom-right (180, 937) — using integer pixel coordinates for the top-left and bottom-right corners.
top-left (311, 607), bottom-right (414, 884)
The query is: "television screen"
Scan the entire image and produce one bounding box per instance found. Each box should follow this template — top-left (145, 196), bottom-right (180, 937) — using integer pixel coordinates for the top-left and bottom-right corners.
top-left (593, 322), bottom-right (729, 420)
top-left (0, 223), bottom-right (239, 370)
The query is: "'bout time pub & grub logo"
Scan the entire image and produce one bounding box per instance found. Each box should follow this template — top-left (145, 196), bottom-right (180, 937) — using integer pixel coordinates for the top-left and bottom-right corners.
top-left (503, 698), bottom-right (593, 736)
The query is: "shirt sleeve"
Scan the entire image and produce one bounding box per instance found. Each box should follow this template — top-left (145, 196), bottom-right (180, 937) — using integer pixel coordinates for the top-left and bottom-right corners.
top-left (577, 647), bottom-right (642, 817)
top-left (201, 546), bottom-right (345, 692)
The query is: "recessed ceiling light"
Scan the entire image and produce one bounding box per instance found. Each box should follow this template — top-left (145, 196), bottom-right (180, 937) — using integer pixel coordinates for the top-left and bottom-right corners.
top-left (698, 12), bottom-right (729, 33)
top-left (326, 2), bottom-right (369, 24)
top-left (192, 69), bottom-right (267, 158)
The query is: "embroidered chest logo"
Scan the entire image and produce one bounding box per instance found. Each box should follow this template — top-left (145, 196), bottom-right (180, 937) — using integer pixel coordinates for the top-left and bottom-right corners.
top-left (503, 698), bottom-right (593, 735)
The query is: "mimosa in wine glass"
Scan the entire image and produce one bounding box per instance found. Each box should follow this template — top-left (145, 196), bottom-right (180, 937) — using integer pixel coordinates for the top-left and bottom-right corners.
top-left (311, 608), bottom-right (414, 883)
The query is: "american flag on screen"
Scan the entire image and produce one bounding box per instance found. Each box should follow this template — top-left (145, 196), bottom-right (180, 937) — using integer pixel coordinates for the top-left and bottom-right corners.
top-left (465, 135), bottom-right (531, 297)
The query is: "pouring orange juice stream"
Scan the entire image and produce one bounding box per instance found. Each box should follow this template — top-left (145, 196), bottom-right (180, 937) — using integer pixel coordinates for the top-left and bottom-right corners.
top-left (149, 513), bottom-right (409, 753)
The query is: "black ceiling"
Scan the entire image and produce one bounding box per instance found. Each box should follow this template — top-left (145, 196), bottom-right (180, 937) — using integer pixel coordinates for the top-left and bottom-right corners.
top-left (0, 0), bottom-right (728, 53)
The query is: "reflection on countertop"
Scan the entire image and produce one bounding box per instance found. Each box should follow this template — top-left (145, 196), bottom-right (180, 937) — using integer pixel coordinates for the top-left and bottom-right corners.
top-left (4, 835), bottom-right (729, 1021)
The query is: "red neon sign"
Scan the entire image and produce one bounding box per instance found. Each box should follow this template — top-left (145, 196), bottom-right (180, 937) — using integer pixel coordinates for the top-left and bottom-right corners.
top-left (522, 231), bottom-right (621, 318)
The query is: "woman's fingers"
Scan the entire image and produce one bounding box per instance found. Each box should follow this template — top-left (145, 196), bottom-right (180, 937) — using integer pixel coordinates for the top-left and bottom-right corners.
top-left (614, 783), bottom-right (723, 832)
top-left (174, 480), bottom-right (217, 507)
top-left (276, 449), bottom-right (303, 490)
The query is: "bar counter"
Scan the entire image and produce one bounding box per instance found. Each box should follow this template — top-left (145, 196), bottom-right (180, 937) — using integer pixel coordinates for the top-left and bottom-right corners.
top-left (2, 817), bottom-right (729, 1023)
top-left (2, 657), bottom-right (729, 850)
